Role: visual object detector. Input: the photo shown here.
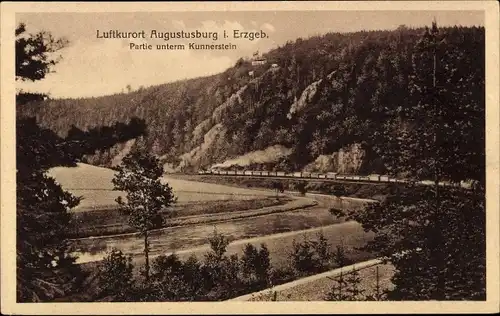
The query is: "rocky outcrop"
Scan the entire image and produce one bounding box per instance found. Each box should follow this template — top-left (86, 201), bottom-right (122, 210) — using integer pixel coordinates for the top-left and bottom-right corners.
top-left (176, 123), bottom-right (228, 171)
top-left (303, 143), bottom-right (367, 174)
top-left (287, 78), bottom-right (323, 119)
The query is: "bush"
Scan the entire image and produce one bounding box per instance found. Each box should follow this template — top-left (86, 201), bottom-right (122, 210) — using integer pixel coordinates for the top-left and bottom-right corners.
top-left (312, 231), bottom-right (330, 267)
top-left (240, 243), bottom-right (271, 286)
top-left (295, 181), bottom-right (307, 195)
top-left (148, 253), bottom-right (207, 301)
top-left (269, 267), bottom-right (296, 286)
top-left (203, 228), bottom-right (243, 300)
top-left (97, 249), bottom-right (134, 301)
top-left (331, 240), bottom-right (353, 267)
top-left (325, 267), bottom-right (366, 301)
top-left (289, 232), bottom-right (333, 274)
top-left (290, 236), bottom-right (319, 273)
top-left (332, 184), bottom-right (346, 197)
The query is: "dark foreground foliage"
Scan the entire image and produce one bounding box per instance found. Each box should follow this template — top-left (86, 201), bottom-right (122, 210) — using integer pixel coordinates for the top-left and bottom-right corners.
top-left (95, 230), bottom-right (341, 302)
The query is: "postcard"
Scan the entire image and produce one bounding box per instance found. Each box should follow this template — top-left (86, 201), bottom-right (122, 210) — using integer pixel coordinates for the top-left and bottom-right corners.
top-left (1, 1), bottom-right (499, 314)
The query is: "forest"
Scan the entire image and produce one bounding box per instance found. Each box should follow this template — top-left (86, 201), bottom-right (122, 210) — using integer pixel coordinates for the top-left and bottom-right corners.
top-left (20, 25), bottom-right (484, 182)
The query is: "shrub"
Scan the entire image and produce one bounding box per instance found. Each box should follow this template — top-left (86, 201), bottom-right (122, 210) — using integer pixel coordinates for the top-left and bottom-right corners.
top-left (290, 232), bottom-right (333, 274)
top-left (203, 228), bottom-right (242, 300)
top-left (290, 236), bottom-right (319, 273)
top-left (181, 255), bottom-right (207, 299)
top-left (269, 267), bottom-right (296, 286)
top-left (97, 249), bottom-right (134, 301)
top-left (331, 239), bottom-right (353, 267)
top-left (311, 231), bottom-right (330, 268)
top-left (295, 181), bottom-right (307, 195)
top-left (325, 267), bottom-right (366, 301)
top-left (240, 243), bottom-right (271, 286)
top-left (148, 253), bottom-right (188, 301)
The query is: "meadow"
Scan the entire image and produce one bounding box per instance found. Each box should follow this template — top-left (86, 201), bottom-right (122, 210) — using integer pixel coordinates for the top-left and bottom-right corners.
top-left (48, 163), bottom-right (275, 212)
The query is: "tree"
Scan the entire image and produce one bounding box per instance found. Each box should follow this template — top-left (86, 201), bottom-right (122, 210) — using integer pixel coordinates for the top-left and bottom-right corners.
top-left (343, 22), bottom-right (486, 300)
top-left (97, 249), bottom-right (135, 301)
top-left (326, 268), bottom-right (365, 301)
top-left (15, 23), bottom-right (147, 302)
top-left (295, 181), bottom-right (307, 196)
top-left (149, 253), bottom-right (192, 301)
top-left (16, 23), bottom-right (68, 83)
top-left (271, 181), bottom-right (285, 198)
top-left (112, 149), bottom-right (177, 283)
top-left (15, 23), bottom-right (80, 302)
top-left (240, 243), bottom-right (271, 286)
top-left (203, 228), bottom-right (242, 300)
top-left (16, 23), bottom-right (68, 105)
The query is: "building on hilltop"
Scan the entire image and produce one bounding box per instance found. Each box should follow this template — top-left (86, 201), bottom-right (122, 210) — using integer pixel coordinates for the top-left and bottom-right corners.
top-left (251, 51), bottom-right (267, 66)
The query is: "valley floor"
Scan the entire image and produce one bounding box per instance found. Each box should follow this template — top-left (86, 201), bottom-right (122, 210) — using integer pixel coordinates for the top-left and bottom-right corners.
top-left (53, 165), bottom-right (385, 302)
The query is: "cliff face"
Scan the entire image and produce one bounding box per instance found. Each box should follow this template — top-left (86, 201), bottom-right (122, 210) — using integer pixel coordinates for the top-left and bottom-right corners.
top-left (303, 143), bottom-right (366, 174)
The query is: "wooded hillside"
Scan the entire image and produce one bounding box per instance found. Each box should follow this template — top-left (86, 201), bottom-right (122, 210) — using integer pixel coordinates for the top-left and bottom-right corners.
top-left (20, 25), bottom-right (484, 180)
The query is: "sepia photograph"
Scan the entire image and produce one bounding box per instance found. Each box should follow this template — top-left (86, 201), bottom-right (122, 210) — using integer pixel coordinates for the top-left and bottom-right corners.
top-left (1, 1), bottom-right (499, 314)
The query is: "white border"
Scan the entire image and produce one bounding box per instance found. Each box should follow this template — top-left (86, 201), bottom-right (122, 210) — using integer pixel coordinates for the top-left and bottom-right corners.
top-left (1, 1), bottom-right (499, 314)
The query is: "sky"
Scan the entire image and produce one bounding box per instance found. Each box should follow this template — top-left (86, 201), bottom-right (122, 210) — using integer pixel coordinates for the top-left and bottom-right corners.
top-left (16, 10), bottom-right (483, 99)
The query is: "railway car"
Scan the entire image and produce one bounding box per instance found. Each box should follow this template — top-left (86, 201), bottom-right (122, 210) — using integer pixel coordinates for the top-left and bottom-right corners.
top-left (236, 170), bottom-right (244, 175)
top-left (318, 174), bottom-right (326, 179)
top-left (380, 175), bottom-right (390, 182)
top-left (325, 172), bottom-right (337, 179)
top-left (276, 171), bottom-right (285, 177)
top-left (292, 172), bottom-right (302, 177)
top-left (227, 170), bottom-right (236, 175)
top-left (285, 172), bottom-right (294, 178)
top-left (261, 171), bottom-right (269, 176)
top-left (244, 170), bottom-right (252, 176)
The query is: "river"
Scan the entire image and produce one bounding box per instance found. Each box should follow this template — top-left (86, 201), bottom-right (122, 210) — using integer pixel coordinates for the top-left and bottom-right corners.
top-left (71, 194), bottom-right (374, 264)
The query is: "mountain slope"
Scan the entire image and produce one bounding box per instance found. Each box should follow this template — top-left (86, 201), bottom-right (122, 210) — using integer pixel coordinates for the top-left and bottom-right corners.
top-left (20, 26), bottom-right (485, 175)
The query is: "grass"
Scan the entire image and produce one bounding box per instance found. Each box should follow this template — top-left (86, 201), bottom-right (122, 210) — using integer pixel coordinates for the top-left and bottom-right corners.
top-left (68, 197), bottom-right (293, 238)
top-left (48, 163), bottom-right (275, 211)
top-left (247, 263), bottom-right (395, 301)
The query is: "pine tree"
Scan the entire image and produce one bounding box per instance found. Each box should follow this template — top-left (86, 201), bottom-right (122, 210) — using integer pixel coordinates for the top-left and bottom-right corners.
top-left (112, 148), bottom-right (177, 283)
top-left (325, 271), bottom-right (349, 301)
top-left (15, 23), bottom-right (148, 302)
top-left (15, 23), bottom-right (79, 302)
top-left (347, 22), bottom-right (485, 300)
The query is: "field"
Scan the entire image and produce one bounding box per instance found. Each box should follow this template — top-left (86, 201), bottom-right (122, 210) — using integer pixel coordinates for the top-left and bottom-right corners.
top-left (48, 163), bottom-right (275, 212)
top-left (68, 197), bottom-right (296, 238)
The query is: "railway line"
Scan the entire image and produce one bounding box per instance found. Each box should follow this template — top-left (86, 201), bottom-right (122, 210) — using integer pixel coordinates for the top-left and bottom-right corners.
top-left (196, 169), bottom-right (468, 188)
